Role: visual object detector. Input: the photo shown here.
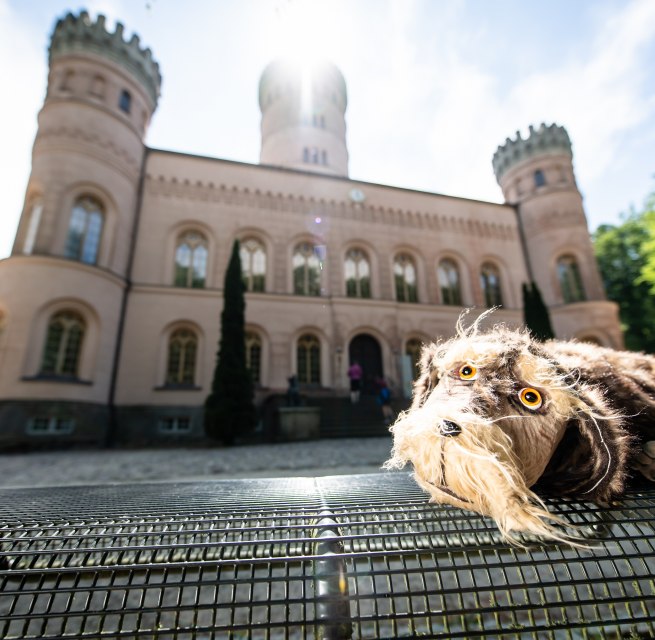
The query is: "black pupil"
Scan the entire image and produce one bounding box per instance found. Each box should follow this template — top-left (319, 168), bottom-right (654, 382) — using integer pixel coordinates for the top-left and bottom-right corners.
top-left (462, 367), bottom-right (472, 376)
top-left (524, 391), bottom-right (538, 403)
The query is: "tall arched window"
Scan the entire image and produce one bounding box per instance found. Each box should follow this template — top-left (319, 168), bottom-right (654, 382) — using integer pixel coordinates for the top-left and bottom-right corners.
top-left (345, 248), bottom-right (371, 298)
top-left (40, 311), bottom-right (85, 377)
top-left (293, 242), bottom-right (321, 296)
top-left (119, 89), bottom-right (131, 113)
top-left (534, 169), bottom-right (546, 187)
top-left (405, 338), bottom-right (423, 380)
top-left (438, 258), bottom-right (462, 305)
top-left (558, 255), bottom-right (586, 303)
top-left (64, 197), bottom-right (104, 264)
top-left (246, 331), bottom-right (262, 384)
top-left (166, 329), bottom-right (198, 385)
top-left (240, 238), bottom-right (266, 292)
top-left (174, 231), bottom-right (208, 288)
top-left (394, 253), bottom-right (418, 302)
top-left (297, 334), bottom-right (321, 384)
top-left (480, 263), bottom-right (503, 307)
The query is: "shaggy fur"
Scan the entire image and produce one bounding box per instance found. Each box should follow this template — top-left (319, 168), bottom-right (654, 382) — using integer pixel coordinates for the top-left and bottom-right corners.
top-left (385, 314), bottom-right (655, 544)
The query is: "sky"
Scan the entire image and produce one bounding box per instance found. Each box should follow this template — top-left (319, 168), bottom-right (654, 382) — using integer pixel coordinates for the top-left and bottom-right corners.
top-left (1, 0), bottom-right (655, 259)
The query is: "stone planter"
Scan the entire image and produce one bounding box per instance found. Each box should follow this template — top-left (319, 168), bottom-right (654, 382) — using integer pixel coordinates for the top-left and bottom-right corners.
top-left (277, 407), bottom-right (321, 441)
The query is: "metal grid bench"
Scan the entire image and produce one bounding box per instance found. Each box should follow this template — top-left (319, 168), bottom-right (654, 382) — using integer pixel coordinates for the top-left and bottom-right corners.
top-left (1, 473), bottom-right (653, 639)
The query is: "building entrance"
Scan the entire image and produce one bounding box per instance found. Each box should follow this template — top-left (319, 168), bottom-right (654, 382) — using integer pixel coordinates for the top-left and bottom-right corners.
top-left (348, 334), bottom-right (383, 394)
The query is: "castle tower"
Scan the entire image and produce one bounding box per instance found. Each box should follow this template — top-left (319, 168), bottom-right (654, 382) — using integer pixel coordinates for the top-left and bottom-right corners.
top-left (259, 59), bottom-right (349, 177)
top-left (0, 11), bottom-right (160, 447)
top-left (492, 123), bottom-right (622, 346)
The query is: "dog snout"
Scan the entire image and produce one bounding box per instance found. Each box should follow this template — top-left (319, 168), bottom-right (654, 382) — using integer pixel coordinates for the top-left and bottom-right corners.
top-left (440, 420), bottom-right (461, 437)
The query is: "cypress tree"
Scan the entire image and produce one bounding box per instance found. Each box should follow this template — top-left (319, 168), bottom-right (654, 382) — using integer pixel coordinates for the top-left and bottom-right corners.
top-left (522, 281), bottom-right (555, 341)
top-left (204, 240), bottom-right (256, 444)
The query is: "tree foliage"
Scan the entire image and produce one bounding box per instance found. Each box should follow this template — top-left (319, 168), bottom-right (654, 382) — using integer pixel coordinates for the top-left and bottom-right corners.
top-left (522, 281), bottom-right (555, 341)
top-left (204, 240), bottom-right (256, 444)
top-left (593, 193), bottom-right (655, 353)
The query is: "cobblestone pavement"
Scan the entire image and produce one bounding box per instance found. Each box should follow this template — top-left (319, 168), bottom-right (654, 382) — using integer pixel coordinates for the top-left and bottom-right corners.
top-left (0, 437), bottom-right (395, 488)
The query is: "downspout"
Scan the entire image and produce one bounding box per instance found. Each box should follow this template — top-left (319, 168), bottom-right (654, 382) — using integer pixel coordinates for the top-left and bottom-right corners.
top-left (105, 147), bottom-right (149, 447)
top-left (513, 203), bottom-right (534, 284)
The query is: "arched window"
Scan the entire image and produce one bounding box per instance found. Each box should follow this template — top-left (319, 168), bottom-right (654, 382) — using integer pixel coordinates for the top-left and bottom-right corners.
top-left (558, 255), bottom-right (586, 303)
top-left (534, 169), bottom-right (546, 187)
top-left (23, 201), bottom-right (43, 255)
top-left (166, 329), bottom-right (197, 385)
top-left (174, 231), bottom-right (208, 288)
top-left (40, 311), bottom-right (85, 377)
top-left (293, 242), bottom-right (321, 296)
top-left (246, 331), bottom-right (262, 384)
top-left (64, 197), bottom-right (104, 264)
top-left (405, 338), bottom-right (423, 380)
top-left (119, 89), bottom-right (131, 113)
top-left (394, 253), bottom-right (418, 302)
top-left (240, 238), bottom-right (266, 292)
top-left (480, 263), bottom-right (503, 307)
top-left (438, 258), bottom-right (462, 305)
top-left (297, 334), bottom-right (321, 384)
top-left (345, 248), bottom-right (371, 298)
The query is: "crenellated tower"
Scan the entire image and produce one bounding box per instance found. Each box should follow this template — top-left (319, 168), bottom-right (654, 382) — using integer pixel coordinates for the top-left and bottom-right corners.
top-left (0, 11), bottom-right (161, 447)
top-left (259, 59), bottom-right (349, 177)
top-left (493, 123), bottom-right (622, 346)
top-left (13, 10), bottom-right (160, 273)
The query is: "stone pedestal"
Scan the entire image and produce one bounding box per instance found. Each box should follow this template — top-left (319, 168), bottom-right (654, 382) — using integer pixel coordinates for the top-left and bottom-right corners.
top-left (278, 407), bottom-right (320, 441)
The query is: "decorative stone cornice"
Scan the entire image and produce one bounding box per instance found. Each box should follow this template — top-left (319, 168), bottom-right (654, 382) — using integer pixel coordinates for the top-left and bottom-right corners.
top-left (49, 11), bottom-right (161, 106)
top-left (144, 174), bottom-right (518, 242)
top-left (492, 123), bottom-right (572, 183)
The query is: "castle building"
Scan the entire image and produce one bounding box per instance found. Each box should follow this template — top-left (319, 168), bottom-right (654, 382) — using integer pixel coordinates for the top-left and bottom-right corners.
top-left (0, 11), bottom-right (621, 447)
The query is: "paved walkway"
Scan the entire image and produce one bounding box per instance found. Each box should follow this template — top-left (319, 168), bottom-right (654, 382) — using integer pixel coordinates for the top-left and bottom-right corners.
top-left (0, 437), bottom-right (396, 488)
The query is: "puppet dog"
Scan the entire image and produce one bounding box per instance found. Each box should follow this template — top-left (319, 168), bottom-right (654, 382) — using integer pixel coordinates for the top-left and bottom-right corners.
top-left (385, 317), bottom-right (655, 544)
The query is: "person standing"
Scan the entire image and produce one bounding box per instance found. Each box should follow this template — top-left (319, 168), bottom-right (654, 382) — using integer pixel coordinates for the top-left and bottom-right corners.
top-left (347, 360), bottom-right (363, 404)
top-left (377, 378), bottom-right (394, 425)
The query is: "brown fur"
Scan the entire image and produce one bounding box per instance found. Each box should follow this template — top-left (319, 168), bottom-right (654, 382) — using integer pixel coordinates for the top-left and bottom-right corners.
top-left (385, 317), bottom-right (655, 544)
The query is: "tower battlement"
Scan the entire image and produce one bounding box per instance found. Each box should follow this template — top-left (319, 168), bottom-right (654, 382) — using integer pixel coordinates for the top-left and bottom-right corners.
top-left (49, 10), bottom-right (161, 106)
top-left (492, 123), bottom-right (572, 182)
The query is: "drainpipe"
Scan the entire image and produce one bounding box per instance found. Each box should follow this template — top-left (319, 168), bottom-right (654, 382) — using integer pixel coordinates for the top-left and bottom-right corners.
top-left (105, 148), bottom-right (149, 447)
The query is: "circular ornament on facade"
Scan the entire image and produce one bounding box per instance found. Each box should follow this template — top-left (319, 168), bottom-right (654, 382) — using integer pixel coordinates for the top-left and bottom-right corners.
top-left (349, 188), bottom-right (366, 203)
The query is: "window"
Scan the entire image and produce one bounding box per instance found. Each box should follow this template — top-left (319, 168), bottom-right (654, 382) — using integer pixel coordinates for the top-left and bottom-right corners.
top-left (240, 238), bottom-right (266, 292)
top-left (158, 417), bottom-right (191, 434)
top-left (303, 147), bottom-right (309, 163)
top-left (394, 253), bottom-right (418, 302)
top-left (40, 311), bottom-right (85, 377)
top-left (405, 338), bottom-right (423, 380)
top-left (90, 75), bottom-right (105, 98)
top-left (293, 242), bottom-right (321, 296)
top-left (119, 89), bottom-right (131, 113)
top-left (557, 255), bottom-right (586, 303)
top-left (166, 329), bottom-right (198, 385)
top-left (321, 150), bottom-right (327, 165)
top-left (174, 231), bottom-right (208, 288)
top-left (345, 248), bottom-right (371, 298)
top-left (64, 197), bottom-right (104, 264)
top-left (438, 258), bottom-right (462, 305)
top-left (27, 417), bottom-right (75, 435)
top-left (23, 201), bottom-right (43, 254)
top-left (534, 169), bottom-right (546, 187)
top-left (480, 263), bottom-right (503, 307)
top-left (297, 334), bottom-right (320, 384)
top-left (246, 331), bottom-right (262, 384)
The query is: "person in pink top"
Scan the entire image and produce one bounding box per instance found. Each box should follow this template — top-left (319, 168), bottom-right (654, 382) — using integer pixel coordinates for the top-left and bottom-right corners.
top-left (347, 360), bottom-right (363, 404)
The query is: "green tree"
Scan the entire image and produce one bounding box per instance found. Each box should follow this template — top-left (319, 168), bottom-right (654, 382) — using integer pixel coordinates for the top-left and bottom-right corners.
top-left (522, 281), bottom-right (555, 341)
top-left (636, 191), bottom-right (655, 291)
top-left (204, 240), bottom-right (256, 444)
top-left (593, 205), bottom-right (655, 353)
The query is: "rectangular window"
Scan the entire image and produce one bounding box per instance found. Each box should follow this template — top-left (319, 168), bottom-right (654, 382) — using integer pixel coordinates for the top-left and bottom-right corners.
top-left (158, 417), bottom-right (192, 434)
top-left (27, 417), bottom-right (75, 435)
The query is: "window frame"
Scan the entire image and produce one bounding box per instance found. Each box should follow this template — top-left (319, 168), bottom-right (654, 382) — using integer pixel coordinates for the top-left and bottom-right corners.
top-left (394, 253), bottom-right (419, 303)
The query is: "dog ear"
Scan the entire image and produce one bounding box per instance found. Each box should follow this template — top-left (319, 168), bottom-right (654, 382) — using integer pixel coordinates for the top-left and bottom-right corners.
top-left (411, 343), bottom-right (442, 409)
top-left (535, 388), bottom-right (632, 503)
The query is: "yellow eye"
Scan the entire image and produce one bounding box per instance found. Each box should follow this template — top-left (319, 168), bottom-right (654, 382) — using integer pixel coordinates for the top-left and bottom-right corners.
top-left (458, 364), bottom-right (478, 381)
top-left (519, 387), bottom-right (543, 410)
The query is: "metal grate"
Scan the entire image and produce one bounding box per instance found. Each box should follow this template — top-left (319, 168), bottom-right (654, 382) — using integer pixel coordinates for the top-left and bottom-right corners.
top-left (0, 473), bottom-right (653, 639)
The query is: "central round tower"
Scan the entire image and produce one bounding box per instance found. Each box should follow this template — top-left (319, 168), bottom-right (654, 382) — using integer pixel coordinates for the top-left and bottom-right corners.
top-left (258, 59), bottom-right (349, 177)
